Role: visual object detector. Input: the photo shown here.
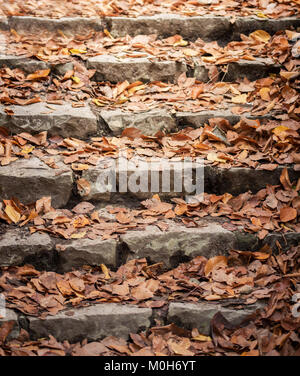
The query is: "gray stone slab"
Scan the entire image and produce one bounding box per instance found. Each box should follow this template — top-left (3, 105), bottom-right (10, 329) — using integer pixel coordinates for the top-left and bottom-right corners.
top-left (120, 221), bottom-right (237, 268)
top-left (88, 54), bottom-right (186, 83)
top-left (100, 109), bottom-right (177, 136)
top-left (206, 165), bottom-right (298, 195)
top-left (108, 15), bottom-right (232, 41)
top-left (168, 301), bottom-right (264, 335)
top-left (0, 157), bottom-right (73, 208)
top-left (28, 303), bottom-right (152, 342)
top-left (233, 17), bottom-right (300, 40)
top-left (8, 16), bottom-right (103, 35)
top-left (0, 308), bottom-right (20, 341)
top-left (0, 102), bottom-right (98, 138)
top-left (0, 55), bottom-right (50, 73)
top-left (0, 228), bottom-right (53, 267)
top-left (57, 237), bottom-right (118, 272)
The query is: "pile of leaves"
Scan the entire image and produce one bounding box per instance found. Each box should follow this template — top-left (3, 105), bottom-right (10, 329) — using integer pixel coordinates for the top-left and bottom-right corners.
top-left (0, 0), bottom-right (299, 18)
top-left (1, 243), bottom-right (300, 355)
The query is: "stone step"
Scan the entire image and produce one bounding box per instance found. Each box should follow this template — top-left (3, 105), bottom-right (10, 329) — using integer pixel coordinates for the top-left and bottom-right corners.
top-left (3, 298), bottom-right (265, 342)
top-left (0, 55), bottom-right (50, 73)
top-left (167, 301), bottom-right (265, 336)
top-left (1, 15), bottom-right (298, 42)
top-left (0, 53), bottom-right (280, 83)
top-left (0, 157), bottom-right (73, 208)
top-left (0, 152), bottom-right (296, 209)
top-left (0, 102), bottom-right (98, 139)
top-left (88, 56), bottom-right (279, 84)
top-left (1, 220), bottom-right (299, 272)
top-left (107, 15), bottom-right (300, 41)
top-left (25, 304), bottom-right (152, 342)
top-left (100, 108), bottom-right (272, 136)
top-left (80, 157), bottom-right (297, 200)
top-left (0, 102), bottom-right (278, 139)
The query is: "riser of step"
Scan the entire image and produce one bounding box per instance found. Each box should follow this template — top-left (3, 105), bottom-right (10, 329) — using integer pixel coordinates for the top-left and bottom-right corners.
top-left (0, 54), bottom-right (280, 83)
top-left (0, 157), bottom-right (296, 207)
top-left (1, 15), bottom-right (299, 41)
top-left (0, 157), bottom-right (73, 208)
top-left (0, 102), bottom-right (98, 139)
top-left (0, 104), bottom-right (274, 139)
top-left (80, 164), bottom-right (297, 200)
top-left (2, 298), bottom-right (264, 342)
top-left (0, 225), bottom-right (299, 272)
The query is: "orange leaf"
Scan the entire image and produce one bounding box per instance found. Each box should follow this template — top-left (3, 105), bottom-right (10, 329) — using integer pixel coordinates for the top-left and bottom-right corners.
top-left (26, 69), bottom-right (50, 81)
top-left (204, 256), bottom-right (227, 277)
top-left (280, 207), bottom-right (297, 222)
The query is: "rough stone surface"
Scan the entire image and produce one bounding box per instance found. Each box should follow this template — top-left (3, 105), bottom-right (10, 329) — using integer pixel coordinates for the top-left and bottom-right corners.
top-left (88, 55), bottom-right (186, 83)
top-left (9, 16), bottom-right (103, 35)
top-left (120, 221), bottom-right (237, 268)
top-left (28, 304), bottom-right (152, 342)
top-left (57, 237), bottom-right (118, 272)
top-left (206, 165), bottom-right (298, 195)
top-left (225, 58), bottom-right (280, 82)
top-left (168, 301), bottom-right (264, 335)
top-left (176, 109), bottom-right (272, 128)
top-left (0, 17), bottom-right (8, 30)
top-left (233, 17), bottom-right (300, 40)
top-left (108, 15), bottom-right (232, 41)
top-left (0, 157), bottom-right (73, 208)
top-left (100, 109), bottom-right (177, 136)
top-left (0, 102), bottom-right (98, 138)
top-left (0, 229), bottom-right (53, 267)
top-left (0, 55), bottom-right (50, 73)
top-left (0, 309), bottom-right (20, 340)
top-left (263, 232), bottom-right (300, 252)
top-left (80, 155), bottom-right (204, 201)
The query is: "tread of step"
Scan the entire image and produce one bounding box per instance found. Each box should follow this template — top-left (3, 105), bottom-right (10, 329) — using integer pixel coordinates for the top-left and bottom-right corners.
top-left (0, 103), bottom-right (276, 138)
top-left (2, 298), bottom-right (265, 341)
top-left (1, 222), bottom-right (300, 271)
top-left (1, 15), bottom-right (299, 41)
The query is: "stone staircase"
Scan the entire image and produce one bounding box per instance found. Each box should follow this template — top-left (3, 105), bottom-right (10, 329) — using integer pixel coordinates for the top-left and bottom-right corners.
top-left (0, 8), bottom-right (299, 347)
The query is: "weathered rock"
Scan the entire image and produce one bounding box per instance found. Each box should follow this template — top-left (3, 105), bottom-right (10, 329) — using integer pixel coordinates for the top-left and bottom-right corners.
top-left (0, 308), bottom-right (20, 340)
top-left (0, 228), bottom-right (53, 267)
top-left (8, 16), bottom-right (102, 35)
top-left (28, 304), bottom-right (152, 342)
top-left (120, 221), bottom-right (237, 268)
top-left (206, 165), bottom-right (298, 195)
top-left (57, 237), bottom-right (118, 272)
top-left (0, 17), bottom-right (8, 30)
top-left (0, 157), bottom-right (73, 208)
top-left (224, 58), bottom-right (280, 82)
top-left (0, 102), bottom-right (98, 138)
top-left (176, 109), bottom-right (268, 128)
top-left (233, 17), bottom-right (300, 40)
top-left (88, 55), bottom-right (186, 83)
top-left (100, 109), bottom-right (176, 136)
top-left (79, 155), bottom-right (204, 201)
top-left (108, 15), bottom-right (232, 41)
top-left (0, 55), bottom-right (50, 73)
top-left (168, 301), bottom-right (264, 335)
top-left (52, 62), bottom-right (74, 76)
top-left (263, 232), bottom-right (300, 252)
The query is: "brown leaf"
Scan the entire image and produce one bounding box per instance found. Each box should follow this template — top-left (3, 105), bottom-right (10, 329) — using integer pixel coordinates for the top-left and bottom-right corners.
top-left (280, 207), bottom-right (297, 222)
top-left (204, 256), bottom-right (227, 277)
